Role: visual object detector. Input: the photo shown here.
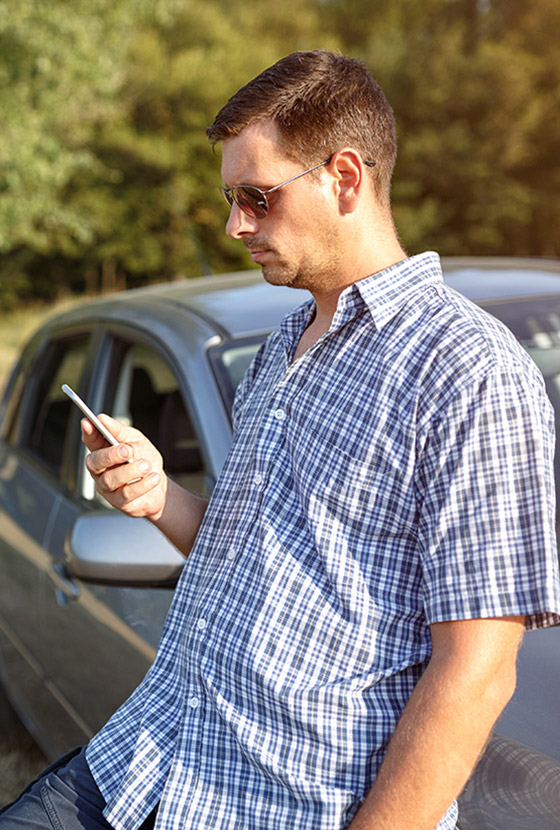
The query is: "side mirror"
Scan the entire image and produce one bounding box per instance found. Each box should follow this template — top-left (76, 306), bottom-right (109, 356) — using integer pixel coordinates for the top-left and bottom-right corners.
top-left (65, 511), bottom-right (185, 587)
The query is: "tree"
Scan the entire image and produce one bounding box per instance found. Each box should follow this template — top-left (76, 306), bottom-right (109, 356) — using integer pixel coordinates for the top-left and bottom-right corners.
top-left (2, 0), bottom-right (558, 307)
top-left (0, 0), bottom-right (339, 303)
top-left (65, 0), bottom-right (339, 289)
top-left (0, 0), bottom-right (145, 303)
top-left (323, 0), bottom-right (560, 257)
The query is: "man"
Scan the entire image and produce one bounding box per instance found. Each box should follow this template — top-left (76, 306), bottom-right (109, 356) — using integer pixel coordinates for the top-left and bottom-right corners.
top-left (2, 50), bottom-right (559, 830)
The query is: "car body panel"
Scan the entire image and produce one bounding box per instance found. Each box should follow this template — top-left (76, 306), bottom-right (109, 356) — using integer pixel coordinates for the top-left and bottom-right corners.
top-left (0, 260), bottom-right (559, 824)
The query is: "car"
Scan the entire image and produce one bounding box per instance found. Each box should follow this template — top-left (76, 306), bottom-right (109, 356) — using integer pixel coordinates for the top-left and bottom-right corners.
top-left (0, 258), bottom-right (559, 826)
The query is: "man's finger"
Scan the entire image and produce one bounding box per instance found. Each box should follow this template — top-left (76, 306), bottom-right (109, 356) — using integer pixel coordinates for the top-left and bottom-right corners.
top-left (85, 442), bottom-right (132, 476)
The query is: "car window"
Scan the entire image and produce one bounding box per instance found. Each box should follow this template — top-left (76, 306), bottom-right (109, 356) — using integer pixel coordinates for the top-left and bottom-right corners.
top-left (105, 342), bottom-right (207, 496)
top-left (25, 336), bottom-right (90, 475)
top-left (208, 336), bottom-right (264, 415)
top-left (1, 333), bottom-right (42, 446)
top-left (485, 298), bottom-right (560, 399)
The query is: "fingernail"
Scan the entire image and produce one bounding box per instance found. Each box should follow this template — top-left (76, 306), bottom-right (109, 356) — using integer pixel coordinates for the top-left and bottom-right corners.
top-left (139, 460), bottom-right (150, 473)
top-left (119, 445), bottom-right (130, 460)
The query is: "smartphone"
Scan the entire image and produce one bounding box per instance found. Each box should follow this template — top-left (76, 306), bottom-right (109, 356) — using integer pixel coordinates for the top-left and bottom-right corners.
top-left (61, 384), bottom-right (118, 447)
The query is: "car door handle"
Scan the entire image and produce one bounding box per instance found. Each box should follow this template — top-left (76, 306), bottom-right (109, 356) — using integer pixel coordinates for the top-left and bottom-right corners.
top-left (49, 562), bottom-right (81, 604)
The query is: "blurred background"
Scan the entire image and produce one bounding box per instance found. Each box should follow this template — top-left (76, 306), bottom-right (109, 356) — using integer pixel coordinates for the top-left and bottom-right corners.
top-left (1, 0), bottom-right (559, 315)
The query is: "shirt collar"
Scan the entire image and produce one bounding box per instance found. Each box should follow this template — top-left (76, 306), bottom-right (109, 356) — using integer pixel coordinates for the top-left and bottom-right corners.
top-left (279, 251), bottom-right (443, 354)
top-left (335, 251), bottom-right (443, 331)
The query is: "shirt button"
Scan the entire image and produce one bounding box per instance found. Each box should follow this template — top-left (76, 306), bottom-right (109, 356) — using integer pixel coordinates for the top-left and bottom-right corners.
top-left (254, 473), bottom-right (263, 487)
top-left (227, 548), bottom-right (236, 560)
top-left (274, 408), bottom-right (286, 421)
top-left (197, 618), bottom-right (207, 631)
top-left (189, 696), bottom-right (200, 709)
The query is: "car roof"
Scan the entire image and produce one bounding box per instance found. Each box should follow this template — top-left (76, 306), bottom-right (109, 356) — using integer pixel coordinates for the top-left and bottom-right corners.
top-left (48, 270), bottom-right (311, 342)
top-left (43, 257), bottom-right (560, 343)
top-left (126, 270), bottom-right (312, 337)
top-left (441, 256), bottom-right (560, 303)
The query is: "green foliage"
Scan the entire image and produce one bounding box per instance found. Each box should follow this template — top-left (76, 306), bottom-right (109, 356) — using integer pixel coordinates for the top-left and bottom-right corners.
top-left (322, 0), bottom-right (560, 257)
top-left (0, 0), bottom-right (139, 304)
top-left (71, 0), bottom-right (338, 284)
top-left (0, 0), bottom-right (135, 250)
top-left (0, 0), bottom-right (558, 307)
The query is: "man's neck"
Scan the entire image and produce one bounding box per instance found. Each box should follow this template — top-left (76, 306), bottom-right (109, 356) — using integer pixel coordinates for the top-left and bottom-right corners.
top-left (292, 244), bottom-right (407, 362)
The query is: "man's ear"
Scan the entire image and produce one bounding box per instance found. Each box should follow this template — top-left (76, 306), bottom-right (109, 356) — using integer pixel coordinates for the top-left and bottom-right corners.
top-left (328, 148), bottom-right (369, 215)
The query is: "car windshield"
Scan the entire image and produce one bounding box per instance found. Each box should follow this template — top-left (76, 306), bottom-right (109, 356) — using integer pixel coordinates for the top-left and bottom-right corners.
top-left (209, 337), bottom-right (264, 413)
top-left (485, 297), bottom-right (560, 390)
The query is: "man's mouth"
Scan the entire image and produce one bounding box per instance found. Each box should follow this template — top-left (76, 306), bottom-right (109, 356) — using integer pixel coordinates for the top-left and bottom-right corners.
top-left (250, 250), bottom-right (268, 263)
top-left (245, 243), bottom-right (271, 263)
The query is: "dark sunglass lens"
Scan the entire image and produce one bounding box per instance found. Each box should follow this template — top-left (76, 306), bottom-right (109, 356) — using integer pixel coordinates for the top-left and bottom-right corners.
top-left (235, 186), bottom-right (268, 219)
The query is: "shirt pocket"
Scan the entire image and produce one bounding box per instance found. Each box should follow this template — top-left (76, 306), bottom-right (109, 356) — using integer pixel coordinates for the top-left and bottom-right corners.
top-left (285, 409), bottom-right (415, 544)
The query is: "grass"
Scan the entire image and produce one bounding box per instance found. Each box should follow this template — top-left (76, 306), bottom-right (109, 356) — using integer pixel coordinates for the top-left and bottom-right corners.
top-left (0, 297), bottom-right (84, 398)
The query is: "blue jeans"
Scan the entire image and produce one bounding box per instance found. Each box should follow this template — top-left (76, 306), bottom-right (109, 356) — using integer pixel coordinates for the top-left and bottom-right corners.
top-left (0, 747), bottom-right (156, 830)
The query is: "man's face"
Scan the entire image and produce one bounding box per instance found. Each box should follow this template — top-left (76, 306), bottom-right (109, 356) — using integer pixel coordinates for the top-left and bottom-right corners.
top-left (220, 120), bottom-right (343, 293)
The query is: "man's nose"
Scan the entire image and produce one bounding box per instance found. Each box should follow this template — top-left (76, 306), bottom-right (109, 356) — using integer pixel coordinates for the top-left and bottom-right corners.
top-left (225, 201), bottom-right (259, 239)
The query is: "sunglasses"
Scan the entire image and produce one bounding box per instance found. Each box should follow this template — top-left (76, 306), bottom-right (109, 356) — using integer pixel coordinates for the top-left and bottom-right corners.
top-left (219, 155), bottom-right (376, 219)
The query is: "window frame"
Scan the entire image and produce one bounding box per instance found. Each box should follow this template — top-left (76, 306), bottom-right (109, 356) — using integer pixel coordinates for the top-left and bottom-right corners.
top-left (77, 325), bottom-right (213, 502)
top-left (2, 324), bottom-right (99, 492)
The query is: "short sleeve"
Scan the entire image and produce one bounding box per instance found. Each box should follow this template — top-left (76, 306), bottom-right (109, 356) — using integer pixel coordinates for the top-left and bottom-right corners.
top-left (416, 364), bottom-right (560, 630)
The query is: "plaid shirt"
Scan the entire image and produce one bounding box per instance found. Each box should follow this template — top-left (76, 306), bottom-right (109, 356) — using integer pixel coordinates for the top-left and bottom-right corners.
top-left (87, 252), bottom-right (560, 830)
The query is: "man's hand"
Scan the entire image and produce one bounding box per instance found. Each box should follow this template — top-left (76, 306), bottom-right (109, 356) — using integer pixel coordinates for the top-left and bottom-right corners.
top-left (81, 413), bottom-right (208, 558)
top-left (82, 413), bottom-right (167, 521)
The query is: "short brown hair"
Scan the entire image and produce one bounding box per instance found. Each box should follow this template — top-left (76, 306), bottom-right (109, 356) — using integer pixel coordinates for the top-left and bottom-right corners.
top-left (207, 50), bottom-right (397, 208)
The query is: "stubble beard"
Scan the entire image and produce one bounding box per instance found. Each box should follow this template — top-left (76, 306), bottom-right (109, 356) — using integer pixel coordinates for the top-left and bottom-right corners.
top-left (261, 259), bottom-right (300, 288)
top-left (259, 246), bottom-right (341, 295)
top-left (245, 240), bottom-right (301, 289)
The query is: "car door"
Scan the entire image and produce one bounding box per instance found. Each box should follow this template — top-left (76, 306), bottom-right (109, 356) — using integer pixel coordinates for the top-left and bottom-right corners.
top-left (0, 330), bottom-right (93, 751)
top-left (40, 330), bottom-right (211, 758)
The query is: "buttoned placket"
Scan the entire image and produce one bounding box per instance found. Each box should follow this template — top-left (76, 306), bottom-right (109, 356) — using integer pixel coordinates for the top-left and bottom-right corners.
top-left (158, 297), bottom-right (371, 827)
top-left (174, 382), bottom-right (295, 795)
top-left (163, 592), bottom-right (217, 821)
top-left (169, 428), bottom-right (279, 822)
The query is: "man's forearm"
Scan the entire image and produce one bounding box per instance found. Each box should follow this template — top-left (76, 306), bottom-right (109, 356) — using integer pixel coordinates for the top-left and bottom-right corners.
top-left (348, 617), bottom-right (524, 830)
top-left (151, 477), bottom-right (209, 558)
